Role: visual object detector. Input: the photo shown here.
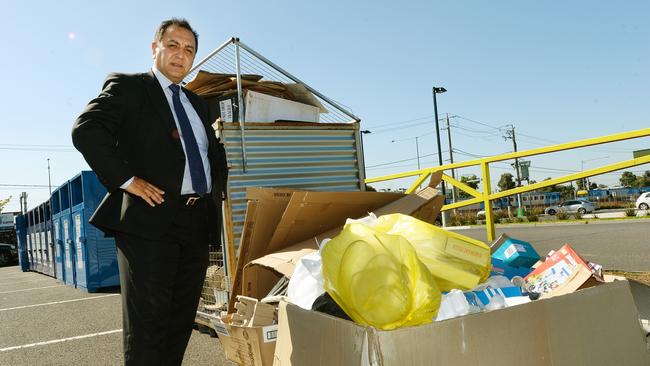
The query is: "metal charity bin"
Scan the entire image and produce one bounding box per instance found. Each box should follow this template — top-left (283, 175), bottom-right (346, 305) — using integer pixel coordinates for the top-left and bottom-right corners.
top-left (69, 171), bottom-right (120, 292)
top-left (43, 201), bottom-right (55, 277)
top-left (51, 187), bottom-right (66, 282)
top-left (35, 204), bottom-right (45, 274)
top-left (27, 210), bottom-right (36, 271)
top-left (58, 181), bottom-right (77, 288)
top-left (15, 214), bottom-right (29, 272)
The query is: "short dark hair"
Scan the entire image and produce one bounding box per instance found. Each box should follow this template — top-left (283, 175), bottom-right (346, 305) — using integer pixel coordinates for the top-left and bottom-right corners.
top-left (154, 18), bottom-right (199, 52)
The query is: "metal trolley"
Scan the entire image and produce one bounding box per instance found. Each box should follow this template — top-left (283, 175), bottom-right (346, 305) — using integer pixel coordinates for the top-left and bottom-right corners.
top-left (183, 38), bottom-right (364, 314)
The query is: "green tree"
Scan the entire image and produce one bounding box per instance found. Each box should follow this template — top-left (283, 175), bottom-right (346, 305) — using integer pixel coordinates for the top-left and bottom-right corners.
top-left (497, 173), bottom-right (516, 192)
top-left (458, 174), bottom-right (480, 199)
top-left (576, 178), bottom-right (587, 191)
top-left (620, 171), bottom-right (638, 187)
top-left (634, 171), bottom-right (650, 188)
top-left (556, 184), bottom-right (575, 200)
top-left (589, 182), bottom-right (599, 190)
top-left (537, 177), bottom-right (557, 192)
top-left (0, 196), bottom-right (11, 213)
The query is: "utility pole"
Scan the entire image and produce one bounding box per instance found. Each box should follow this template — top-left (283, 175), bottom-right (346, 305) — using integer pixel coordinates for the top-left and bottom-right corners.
top-left (445, 114), bottom-right (457, 204)
top-left (47, 158), bottom-right (52, 197)
top-left (20, 192), bottom-right (27, 214)
top-left (504, 125), bottom-right (523, 216)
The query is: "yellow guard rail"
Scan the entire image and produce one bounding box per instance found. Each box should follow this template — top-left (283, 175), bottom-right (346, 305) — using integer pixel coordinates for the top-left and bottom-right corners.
top-left (365, 128), bottom-right (650, 242)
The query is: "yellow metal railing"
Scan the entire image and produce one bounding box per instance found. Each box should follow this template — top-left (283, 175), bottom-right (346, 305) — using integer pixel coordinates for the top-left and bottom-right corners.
top-left (365, 128), bottom-right (650, 242)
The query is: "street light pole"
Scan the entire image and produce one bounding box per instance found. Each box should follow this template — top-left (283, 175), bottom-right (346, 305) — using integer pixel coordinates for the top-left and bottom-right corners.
top-left (432, 86), bottom-right (447, 226)
top-left (580, 156), bottom-right (609, 192)
top-left (432, 86), bottom-right (447, 192)
top-left (359, 130), bottom-right (371, 187)
top-left (415, 136), bottom-right (421, 170)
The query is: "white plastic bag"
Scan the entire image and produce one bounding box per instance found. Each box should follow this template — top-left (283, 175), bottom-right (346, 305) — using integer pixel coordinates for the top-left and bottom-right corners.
top-left (287, 251), bottom-right (324, 310)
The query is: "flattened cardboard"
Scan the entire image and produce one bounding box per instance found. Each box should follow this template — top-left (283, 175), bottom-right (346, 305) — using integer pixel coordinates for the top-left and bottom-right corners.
top-left (229, 188), bottom-right (298, 312)
top-left (273, 280), bottom-right (650, 366)
top-left (267, 191), bottom-right (404, 254)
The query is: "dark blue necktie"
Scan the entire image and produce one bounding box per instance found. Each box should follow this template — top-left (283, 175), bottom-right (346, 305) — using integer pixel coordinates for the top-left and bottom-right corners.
top-left (168, 84), bottom-right (208, 196)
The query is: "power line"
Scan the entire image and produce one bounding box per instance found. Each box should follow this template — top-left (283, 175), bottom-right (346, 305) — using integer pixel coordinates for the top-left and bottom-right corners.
top-left (365, 151), bottom-right (448, 168)
top-left (0, 184), bottom-right (51, 188)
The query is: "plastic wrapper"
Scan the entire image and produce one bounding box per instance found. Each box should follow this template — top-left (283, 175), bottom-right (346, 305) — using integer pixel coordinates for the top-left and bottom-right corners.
top-left (374, 214), bottom-right (491, 291)
top-left (321, 216), bottom-right (441, 330)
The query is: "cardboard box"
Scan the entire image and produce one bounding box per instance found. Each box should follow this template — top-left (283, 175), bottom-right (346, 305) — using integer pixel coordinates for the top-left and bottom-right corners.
top-left (491, 234), bottom-right (540, 268)
top-left (273, 280), bottom-right (650, 365)
top-left (213, 314), bottom-right (278, 366)
top-left (207, 90), bottom-right (321, 123)
top-left (524, 244), bottom-right (603, 298)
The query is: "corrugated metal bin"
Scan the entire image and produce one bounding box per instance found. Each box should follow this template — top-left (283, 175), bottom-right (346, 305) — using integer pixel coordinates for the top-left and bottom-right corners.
top-left (15, 214), bottom-right (29, 271)
top-left (68, 171), bottom-right (120, 292)
top-left (51, 186), bottom-right (67, 282)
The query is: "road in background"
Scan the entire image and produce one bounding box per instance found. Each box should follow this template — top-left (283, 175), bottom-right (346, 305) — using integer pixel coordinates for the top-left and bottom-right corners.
top-left (0, 266), bottom-right (233, 366)
top-left (460, 219), bottom-right (650, 271)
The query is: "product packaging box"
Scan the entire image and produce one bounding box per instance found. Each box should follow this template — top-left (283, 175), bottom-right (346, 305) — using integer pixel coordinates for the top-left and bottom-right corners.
top-left (491, 234), bottom-right (540, 268)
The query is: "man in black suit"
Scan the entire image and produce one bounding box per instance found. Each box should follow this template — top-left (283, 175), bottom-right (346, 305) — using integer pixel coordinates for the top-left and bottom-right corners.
top-left (72, 18), bottom-right (227, 365)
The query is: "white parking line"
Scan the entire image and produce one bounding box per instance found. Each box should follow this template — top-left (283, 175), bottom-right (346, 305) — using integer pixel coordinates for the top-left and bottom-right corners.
top-left (0, 329), bottom-right (122, 352)
top-left (0, 285), bottom-right (64, 294)
top-left (0, 278), bottom-right (55, 285)
top-left (0, 294), bottom-right (120, 312)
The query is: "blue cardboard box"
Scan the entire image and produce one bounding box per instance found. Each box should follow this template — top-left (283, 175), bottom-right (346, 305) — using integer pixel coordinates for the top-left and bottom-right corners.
top-left (491, 234), bottom-right (540, 268)
top-left (490, 258), bottom-right (533, 279)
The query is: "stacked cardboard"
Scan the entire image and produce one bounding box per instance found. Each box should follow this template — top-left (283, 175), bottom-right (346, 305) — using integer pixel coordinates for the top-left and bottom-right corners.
top-left (185, 70), bottom-right (328, 123)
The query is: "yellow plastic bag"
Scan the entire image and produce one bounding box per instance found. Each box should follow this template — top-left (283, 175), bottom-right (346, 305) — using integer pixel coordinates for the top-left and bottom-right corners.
top-left (373, 214), bottom-right (491, 291)
top-left (321, 218), bottom-right (441, 330)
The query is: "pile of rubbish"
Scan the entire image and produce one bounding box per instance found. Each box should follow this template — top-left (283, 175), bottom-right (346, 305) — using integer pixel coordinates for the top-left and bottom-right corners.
top-left (210, 179), bottom-right (650, 365)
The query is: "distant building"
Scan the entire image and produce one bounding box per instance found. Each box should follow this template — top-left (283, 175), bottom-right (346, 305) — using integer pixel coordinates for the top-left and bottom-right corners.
top-left (0, 212), bottom-right (18, 232)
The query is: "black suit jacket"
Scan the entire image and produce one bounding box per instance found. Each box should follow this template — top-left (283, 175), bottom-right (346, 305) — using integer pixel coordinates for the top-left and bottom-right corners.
top-left (72, 71), bottom-right (228, 243)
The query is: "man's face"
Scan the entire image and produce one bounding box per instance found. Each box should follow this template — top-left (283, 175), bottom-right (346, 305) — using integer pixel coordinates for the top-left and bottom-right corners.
top-left (152, 25), bottom-right (196, 84)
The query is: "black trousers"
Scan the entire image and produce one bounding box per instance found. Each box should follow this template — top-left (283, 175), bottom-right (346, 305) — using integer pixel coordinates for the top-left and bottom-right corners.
top-left (115, 202), bottom-right (209, 366)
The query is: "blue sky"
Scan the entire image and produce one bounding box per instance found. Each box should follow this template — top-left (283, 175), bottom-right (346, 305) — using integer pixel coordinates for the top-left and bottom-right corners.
top-left (2, 1), bottom-right (650, 212)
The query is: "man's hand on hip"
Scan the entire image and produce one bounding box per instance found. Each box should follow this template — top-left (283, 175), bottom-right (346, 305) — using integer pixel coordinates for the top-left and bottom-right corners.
top-left (125, 177), bottom-right (165, 207)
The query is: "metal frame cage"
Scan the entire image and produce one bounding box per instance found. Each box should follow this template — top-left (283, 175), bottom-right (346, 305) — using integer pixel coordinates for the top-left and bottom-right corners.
top-left (184, 37), bottom-right (361, 314)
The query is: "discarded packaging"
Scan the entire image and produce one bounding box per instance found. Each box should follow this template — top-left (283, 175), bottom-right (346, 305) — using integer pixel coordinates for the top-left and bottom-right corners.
top-left (524, 244), bottom-right (604, 298)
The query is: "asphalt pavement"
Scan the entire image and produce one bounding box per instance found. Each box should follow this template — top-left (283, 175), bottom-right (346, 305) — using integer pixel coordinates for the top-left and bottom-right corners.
top-left (458, 218), bottom-right (650, 271)
top-left (0, 266), bottom-right (234, 366)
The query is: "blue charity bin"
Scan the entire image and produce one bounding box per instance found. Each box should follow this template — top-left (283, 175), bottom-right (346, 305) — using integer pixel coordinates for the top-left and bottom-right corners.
top-left (26, 209), bottom-right (36, 271)
top-left (59, 181), bottom-right (77, 288)
top-left (51, 187), bottom-right (66, 282)
top-left (15, 214), bottom-right (30, 272)
top-left (43, 201), bottom-right (55, 277)
top-left (69, 171), bottom-right (120, 292)
top-left (36, 203), bottom-right (48, 275)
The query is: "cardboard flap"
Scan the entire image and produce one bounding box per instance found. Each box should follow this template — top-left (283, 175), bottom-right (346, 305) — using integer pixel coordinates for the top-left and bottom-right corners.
top-left (248, 247), bottom-right (318, 278)
top-left (267, 191), bottom-right (404, 254)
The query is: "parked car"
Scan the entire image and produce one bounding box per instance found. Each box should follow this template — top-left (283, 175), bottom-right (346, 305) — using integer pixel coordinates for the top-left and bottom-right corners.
top-left (635, 192), bottom-right (650, 210)
top-left (545, 199), bottom-right (596, 215)
top-left (0, 243), bottom-right (18, 266)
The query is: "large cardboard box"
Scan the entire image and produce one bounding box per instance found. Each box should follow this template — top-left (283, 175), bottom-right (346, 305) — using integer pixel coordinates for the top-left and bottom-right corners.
top-left (273, 280), bottom-right (650, 366)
